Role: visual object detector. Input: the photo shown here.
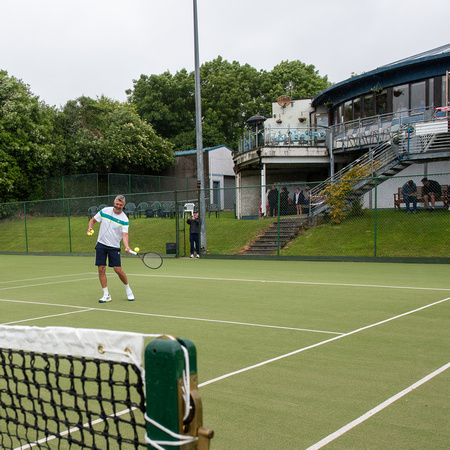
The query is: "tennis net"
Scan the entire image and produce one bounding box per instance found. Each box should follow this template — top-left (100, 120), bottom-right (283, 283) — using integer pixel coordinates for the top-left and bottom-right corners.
top-left (0, 326), bottom-right (213, 449)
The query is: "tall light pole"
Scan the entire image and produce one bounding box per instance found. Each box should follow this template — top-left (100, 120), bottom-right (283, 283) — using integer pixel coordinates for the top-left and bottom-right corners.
top-left (193, 0), bottom-right (207, 250)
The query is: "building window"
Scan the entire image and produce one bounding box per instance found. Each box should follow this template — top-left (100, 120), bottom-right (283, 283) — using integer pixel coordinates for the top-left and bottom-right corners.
top-left (411, 81), bottom-right (426, 112)
top-left (393, 84), bottom-right (409, 114)
top-left (315, 113), bottom-right (328, 128)
top-left (428, 78), bottom-right (434, 107)
top-left (344, 101), bottom-right (352, 122)
top-left (443, 73), bottom-right (449, 106)
top-left (376, 90), bottom-right (387, 115)
top-left (353, 98), bottom-right (361, 119)
top-left (364, 93), bottom-right (374, 117)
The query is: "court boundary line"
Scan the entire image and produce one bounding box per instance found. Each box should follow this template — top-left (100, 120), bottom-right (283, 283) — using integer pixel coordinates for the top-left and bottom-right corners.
top-left (130, 273), bottom-right (450, 292)
top-left (0, 299), bottom-right (343, 335)
top-left (198, 296), bottom-right (450, 387)
top-left (306, 361), bottom-right (450, 449)
top-left (2, 272), bottom-right (449, 293)
top-left (0, 272), bottom-right (450, 291)
top-left (0, 273), bottom-right (97, 285)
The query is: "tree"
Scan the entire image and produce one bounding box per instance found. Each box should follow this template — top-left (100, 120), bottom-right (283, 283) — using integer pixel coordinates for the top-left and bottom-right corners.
top-left (0, 70), bottom-right (57, 202)
top-left (265, 60), bottom-right (330, 101)
top-left (55, 96), bottom-right (174, 175)
top-left (128, 57), bottom-right (330, 151)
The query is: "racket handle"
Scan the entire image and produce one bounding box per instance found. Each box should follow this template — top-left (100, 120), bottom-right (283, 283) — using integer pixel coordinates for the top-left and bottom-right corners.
top-left (129, 250), bottom-right (137, 255)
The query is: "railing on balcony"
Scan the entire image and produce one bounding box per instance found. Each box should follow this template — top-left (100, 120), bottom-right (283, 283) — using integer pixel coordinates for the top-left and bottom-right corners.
top-left (330, 106), bottom-right (440, 151)
top-left (238, 106), bottom-right (449, 154)
top-left (238, 126), bottom-right (327, 153)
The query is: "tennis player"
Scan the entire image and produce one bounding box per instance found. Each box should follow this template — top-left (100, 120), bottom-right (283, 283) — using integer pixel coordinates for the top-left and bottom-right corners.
top-left (87, 195), bottom-right (134, 303)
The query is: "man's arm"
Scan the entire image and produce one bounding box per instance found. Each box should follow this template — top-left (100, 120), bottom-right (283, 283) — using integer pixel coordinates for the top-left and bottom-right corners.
top-left (87, 217), bottom-right (97, 235)
top-left (122, 232), bottom-right (131, 253)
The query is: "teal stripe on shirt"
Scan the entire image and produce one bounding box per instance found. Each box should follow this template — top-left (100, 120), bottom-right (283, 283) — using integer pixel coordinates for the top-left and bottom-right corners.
top-left (100, 210), bottom-right (129, 227)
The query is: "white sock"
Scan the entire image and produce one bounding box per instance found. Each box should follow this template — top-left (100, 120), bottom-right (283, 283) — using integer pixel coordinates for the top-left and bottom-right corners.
top-left (125, 284), bottom-right (132, 292)
top-left (103, 287), bottom-right (109, 295)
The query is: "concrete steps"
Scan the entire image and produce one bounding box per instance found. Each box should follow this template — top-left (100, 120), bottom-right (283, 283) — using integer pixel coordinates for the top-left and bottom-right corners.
top-left (243, 216), bottom-right (309, 255)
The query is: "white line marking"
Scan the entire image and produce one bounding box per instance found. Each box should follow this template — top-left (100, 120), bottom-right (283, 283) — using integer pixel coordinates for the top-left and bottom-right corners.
top-left (129, 273), bottom-right (450, 292)
top-left (198, 296), bottom-right (450, 387)
top-left (306, 362), bottom-right (450, 450)
top-left (0, 277), bottom-right (101, 291)
top-left (0, 298), bottom-right (342, 335)
top-left (3, 309), bottom-right (93, 326)
top-left (0, 273), bottom-right (97, 285)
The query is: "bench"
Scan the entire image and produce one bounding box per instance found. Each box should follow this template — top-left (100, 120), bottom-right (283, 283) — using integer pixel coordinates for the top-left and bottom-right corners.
top-left (394, 185), bottom-right (449, 210)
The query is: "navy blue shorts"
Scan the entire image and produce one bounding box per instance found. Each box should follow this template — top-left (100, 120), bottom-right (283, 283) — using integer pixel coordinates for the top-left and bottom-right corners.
top-left (95, 242), bottom-right (121, 267)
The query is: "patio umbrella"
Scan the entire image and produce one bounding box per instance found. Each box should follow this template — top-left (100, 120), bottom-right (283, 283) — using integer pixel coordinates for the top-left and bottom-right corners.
top-left (246, 115), bottom-right (267, 124)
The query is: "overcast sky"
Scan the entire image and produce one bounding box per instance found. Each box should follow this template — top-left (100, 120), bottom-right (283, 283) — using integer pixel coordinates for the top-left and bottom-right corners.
top-left (2, 0), bottom-right (449, 108)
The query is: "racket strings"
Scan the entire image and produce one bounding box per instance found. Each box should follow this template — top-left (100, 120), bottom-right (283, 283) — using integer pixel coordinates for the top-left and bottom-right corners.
top-left (143, 252), bottom-right (163, 269)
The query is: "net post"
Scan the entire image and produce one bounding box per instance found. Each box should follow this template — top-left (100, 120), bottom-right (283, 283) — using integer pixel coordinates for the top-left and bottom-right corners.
top-left (145, 336), bottom-right (213, 449)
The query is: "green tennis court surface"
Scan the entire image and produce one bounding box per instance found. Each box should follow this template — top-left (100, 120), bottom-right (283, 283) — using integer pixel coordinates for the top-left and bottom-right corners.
top-left (1, 254), bottom-right (449, 449)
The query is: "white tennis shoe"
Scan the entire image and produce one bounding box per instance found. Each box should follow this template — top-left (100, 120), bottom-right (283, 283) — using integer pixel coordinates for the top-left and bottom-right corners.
top-left (99, 294), bottom-right (112, 303)
top-left (126, 289), bottom-right (134, 301)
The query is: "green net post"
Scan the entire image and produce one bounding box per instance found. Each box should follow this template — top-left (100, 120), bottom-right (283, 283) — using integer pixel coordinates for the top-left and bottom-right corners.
top-left (145, 336), bottom-right (213, 450)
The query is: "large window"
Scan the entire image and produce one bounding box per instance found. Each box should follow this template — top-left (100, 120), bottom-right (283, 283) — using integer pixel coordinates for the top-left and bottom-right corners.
top-left (411, 81), bottom-right (426, 112)
top-left (344, 101), bottom-right (352, 122)
top-left (393, 84), bottom-right (409, 114)
top-left (376, 90), bottom-right (387, 115)
top-left (353, 98), bottom-right (361, 119)
top-left (364, 93), bottom-right (374, 117)
top-left (428, 78), bottom-right (434, 107)
top-left (443, 73), bottom-right (449, 106)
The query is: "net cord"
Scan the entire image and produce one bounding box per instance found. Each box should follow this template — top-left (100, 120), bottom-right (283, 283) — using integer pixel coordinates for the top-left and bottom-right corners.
top-left (144, 414), bottom-right (197, 449)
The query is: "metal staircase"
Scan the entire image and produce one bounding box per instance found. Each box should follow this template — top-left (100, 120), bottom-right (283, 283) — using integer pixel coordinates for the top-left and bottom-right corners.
top-left (309, 117), bottom-right (450, 217)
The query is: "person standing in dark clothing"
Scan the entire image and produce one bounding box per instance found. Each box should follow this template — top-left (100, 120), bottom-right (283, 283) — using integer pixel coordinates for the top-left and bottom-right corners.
top-left (187, 211), bottom-right (200, 258)
top-left (268, 185), bottom-right (279, 217)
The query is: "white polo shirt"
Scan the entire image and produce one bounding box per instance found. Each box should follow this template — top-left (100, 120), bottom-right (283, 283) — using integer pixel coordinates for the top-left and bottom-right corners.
top-left (94, 207), bottom-right (129, 248)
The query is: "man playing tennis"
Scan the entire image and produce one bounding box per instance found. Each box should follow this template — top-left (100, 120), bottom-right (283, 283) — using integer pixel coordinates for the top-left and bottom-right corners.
top-left (87, 195), bottom-right (134, 303)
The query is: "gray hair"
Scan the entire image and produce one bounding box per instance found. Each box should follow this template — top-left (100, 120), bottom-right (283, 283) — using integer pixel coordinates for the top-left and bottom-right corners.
top-left (115, 195), bottom-right (126, 204)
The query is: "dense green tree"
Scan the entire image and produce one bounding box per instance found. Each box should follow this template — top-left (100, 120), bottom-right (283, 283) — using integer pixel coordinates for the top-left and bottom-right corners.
top-left (0, 70), bottom-right (57, 202)
top-left (266, 60), bottom-right (329, 101)
top-left (55, 96), bottom-right (174, 175)
top-left (128, 57), bottom-right (330, 151)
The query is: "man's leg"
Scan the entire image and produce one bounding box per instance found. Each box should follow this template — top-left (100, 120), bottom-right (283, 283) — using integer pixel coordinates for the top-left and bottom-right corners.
top-left (114, 266), bottom-right (128, 285)
top-left (194, 233), bottom-right (200, 257)
top-left (189, 233), bottom-right (195, 258)
top-left (98, 265), bottom-right (107, 288)
top-left (404, 195), bottom-right (411, 212)
top-left (98, 265), bottom-right (111, 303)
top-left (430, 192), bottom-right (435, 208)
top-left (412, 196), bottom-right (417, 213)
top-left (423, 194), bottom-right (430, 209)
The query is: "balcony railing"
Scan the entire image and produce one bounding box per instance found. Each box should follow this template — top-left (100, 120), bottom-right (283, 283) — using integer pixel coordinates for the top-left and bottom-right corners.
top-left (238, 126), bottom-right (327, 153)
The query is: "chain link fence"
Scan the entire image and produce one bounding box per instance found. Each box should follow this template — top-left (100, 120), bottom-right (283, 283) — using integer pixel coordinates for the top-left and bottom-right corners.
top-left (0, 173), bottom-right (448, 261)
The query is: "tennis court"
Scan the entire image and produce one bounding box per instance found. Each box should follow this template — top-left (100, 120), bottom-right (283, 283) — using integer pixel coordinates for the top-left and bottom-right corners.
top-left (1, 254), bottom-right (449, 449)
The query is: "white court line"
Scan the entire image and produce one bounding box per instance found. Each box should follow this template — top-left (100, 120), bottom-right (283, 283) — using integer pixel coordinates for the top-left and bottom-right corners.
top-left (2, 271), bottom-right (449, 293)
top-left (0, 299), bottom-right (341, 335)
top-left (0, 276), bottom-right (101, 291)
top-left (129, 273), bottom-right (450, 292)
top-left (0, 273), bottom-right (97, 285)
top-left (198, 296), bottom-right (450, 387)
top-left (3, 309), bottom-right (94, 326)
top-left (306, 362), bottom-right (450, 449)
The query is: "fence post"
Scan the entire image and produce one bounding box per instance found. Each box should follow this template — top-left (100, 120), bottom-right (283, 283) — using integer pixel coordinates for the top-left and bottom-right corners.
top-left (67, 200), bottom-right (72, 253)
top-left (24, 202), bottom-right (28, 253)
top-left (374, 177), bottom-right (378, 257)
top-left (277, 189), bottom-right (281, 256)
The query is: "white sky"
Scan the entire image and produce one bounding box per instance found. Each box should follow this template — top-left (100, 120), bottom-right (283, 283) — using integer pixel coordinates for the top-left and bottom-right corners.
top-left (1, 0), bottom-right (449, 108)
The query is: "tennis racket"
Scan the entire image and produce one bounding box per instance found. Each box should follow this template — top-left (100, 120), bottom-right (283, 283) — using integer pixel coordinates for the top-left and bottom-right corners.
top-left (130, 250), bottom-right (163, 269)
